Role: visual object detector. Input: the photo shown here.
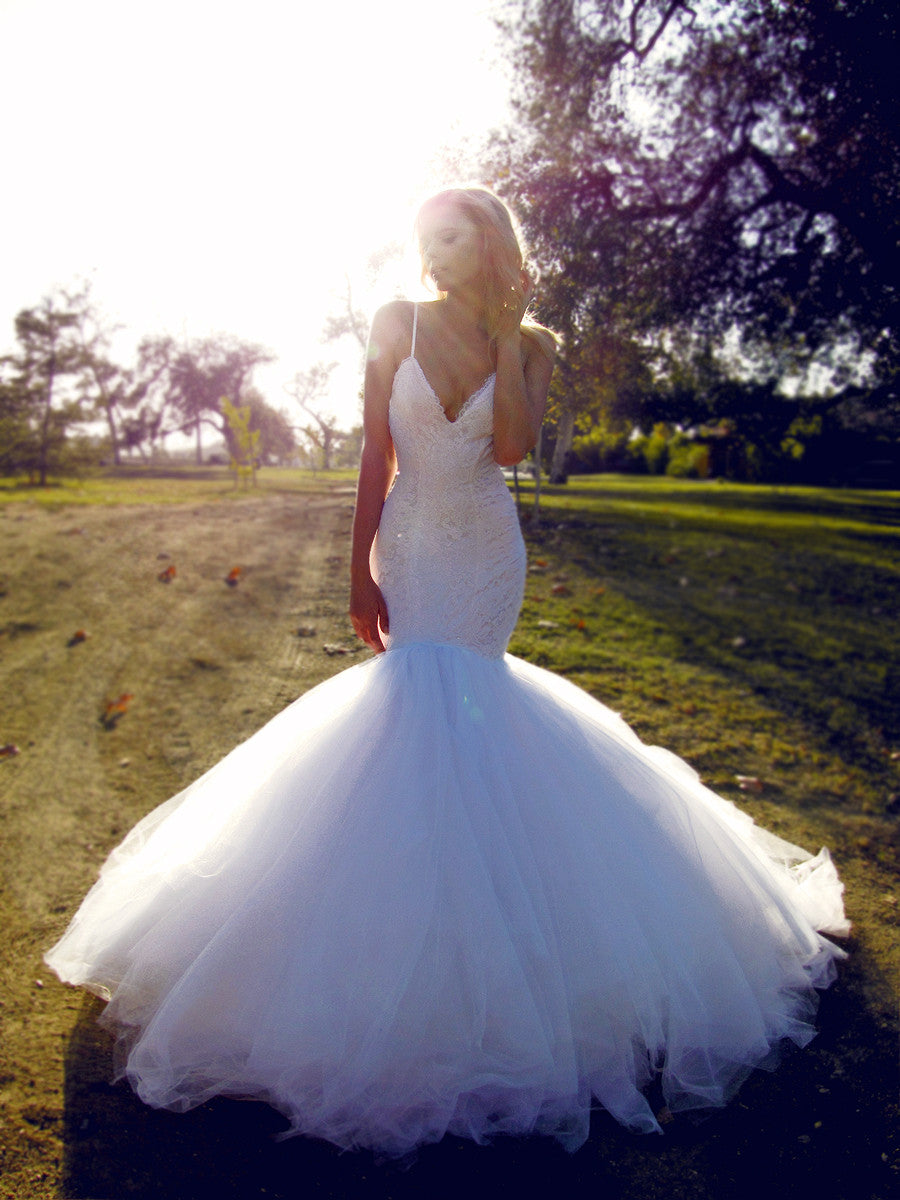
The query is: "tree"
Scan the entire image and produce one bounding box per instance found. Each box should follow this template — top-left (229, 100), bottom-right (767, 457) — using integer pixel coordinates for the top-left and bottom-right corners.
top-left (285, 363), bottom-right (344, 470)
top-left (1, 292), bottom-right (88, 483)
top-left (231, 388), bottom-right (296, 466)
top-left (0, 375), bottom-right (33, 474)
top-left (494, 0), bottom-right (900, 425)
top-left (74, 295), bottom-right (150, 466)
top-left (138, 334), bottom-right (275, 463)
top-left (221, 397), bottom-right (261, 487)
top-left (320, 275), bottom-right (371, 357)
top-left (544, 328), bottom-right (652, 480)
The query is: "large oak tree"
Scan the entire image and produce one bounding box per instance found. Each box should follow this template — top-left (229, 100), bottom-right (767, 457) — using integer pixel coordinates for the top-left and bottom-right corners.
top-left (492, 0), bottom-right (899, 445)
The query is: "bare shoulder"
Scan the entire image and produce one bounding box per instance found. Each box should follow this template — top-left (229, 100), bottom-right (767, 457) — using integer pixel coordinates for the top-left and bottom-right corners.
top-left (522, 322), bottom-right (558, 366)
top-left (371, 299), bottom-right (415, 346)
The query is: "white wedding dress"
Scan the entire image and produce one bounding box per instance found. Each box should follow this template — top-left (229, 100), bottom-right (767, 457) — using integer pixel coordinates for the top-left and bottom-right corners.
top-left (46, 309), bottom-right (848, 1156)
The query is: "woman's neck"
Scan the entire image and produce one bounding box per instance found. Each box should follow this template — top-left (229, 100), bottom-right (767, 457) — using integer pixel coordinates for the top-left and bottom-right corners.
top-left (440, 290), bottom-right (487, 335)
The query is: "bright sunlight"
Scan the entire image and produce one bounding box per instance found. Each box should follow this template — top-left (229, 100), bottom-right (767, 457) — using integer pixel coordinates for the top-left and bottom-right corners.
top-left (0, 0), bottom-right (511, 425)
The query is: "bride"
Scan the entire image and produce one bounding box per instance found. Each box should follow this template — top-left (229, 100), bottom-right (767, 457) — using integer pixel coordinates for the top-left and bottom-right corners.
top-left (46, 186), bottom-right (848, 1157)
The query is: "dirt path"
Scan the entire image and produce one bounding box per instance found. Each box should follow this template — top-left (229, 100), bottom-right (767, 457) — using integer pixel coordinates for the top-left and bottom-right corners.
top-left (0, 491), bottom-right (363, 1198)
top-left (0, 491), bottom-right (896, 1200)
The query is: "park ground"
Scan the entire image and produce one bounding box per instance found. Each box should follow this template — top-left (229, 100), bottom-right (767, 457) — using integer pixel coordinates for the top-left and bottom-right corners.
top-left (0, 469), bottom-right (897, 1199)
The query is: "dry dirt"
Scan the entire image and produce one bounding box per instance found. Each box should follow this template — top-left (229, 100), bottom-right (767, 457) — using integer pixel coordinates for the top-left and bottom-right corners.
top-left (0, 490), bottom-right (896, 1200)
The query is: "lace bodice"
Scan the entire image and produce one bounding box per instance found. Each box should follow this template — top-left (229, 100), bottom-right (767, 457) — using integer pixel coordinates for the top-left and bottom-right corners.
top-left (372, 343), bottom-right (526, 660)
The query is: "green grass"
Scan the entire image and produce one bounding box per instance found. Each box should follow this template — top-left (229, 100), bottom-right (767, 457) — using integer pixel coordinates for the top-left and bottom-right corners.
top-left (0, 464), bottom-right (358, 508)
top-left (509, 475), bottom-right (900, 861)
top-left (1, 468), bottom-right (896, 1196)
top-left (4, 465), bottom-right (897, 847)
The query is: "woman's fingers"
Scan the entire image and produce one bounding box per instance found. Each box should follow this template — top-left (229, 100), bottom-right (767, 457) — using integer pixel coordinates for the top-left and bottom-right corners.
top-left (350, 579), bottom-right (389, 653)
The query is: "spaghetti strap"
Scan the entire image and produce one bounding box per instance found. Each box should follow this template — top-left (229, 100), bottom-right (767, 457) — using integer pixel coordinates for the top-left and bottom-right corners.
top-left (410, 303), bottom-right (418, 360)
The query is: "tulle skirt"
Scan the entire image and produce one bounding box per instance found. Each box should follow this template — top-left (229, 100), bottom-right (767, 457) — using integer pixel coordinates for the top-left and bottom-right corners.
top-left (46, 642), bottom-right (848, 1155)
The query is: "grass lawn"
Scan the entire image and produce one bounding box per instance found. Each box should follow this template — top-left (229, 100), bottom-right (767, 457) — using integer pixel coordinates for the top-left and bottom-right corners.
top-left (1, 466), bottom-right (897, 1199)
top-left (511, 476), bottom-right (899, 830)
top-left (0, 464), bottom-right (359, 508)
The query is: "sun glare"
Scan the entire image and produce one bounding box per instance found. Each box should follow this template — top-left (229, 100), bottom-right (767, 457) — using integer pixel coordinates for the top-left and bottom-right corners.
top-left (0, 0), bottom-right (511, 426)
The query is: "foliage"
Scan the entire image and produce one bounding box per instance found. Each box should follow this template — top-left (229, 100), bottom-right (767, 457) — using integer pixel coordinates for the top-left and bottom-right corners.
top-left (492, 0), bottom-right (900, 439)
top-left (569, 412), bottom-right (642, 474)
top-left (285, 363), bottom-right (345, 470)
top-left (0, 291), bottom-right (91, 483)
top-left (73, 292), bottom-right (150, 467)
top-left (138, 334), bottom-right (275, 464)
top-left (221, 397), bottom-right (261, 487)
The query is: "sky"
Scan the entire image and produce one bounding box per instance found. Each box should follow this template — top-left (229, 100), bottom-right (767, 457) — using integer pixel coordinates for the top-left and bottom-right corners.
top-left (0, 0), bottom-right (513, 429)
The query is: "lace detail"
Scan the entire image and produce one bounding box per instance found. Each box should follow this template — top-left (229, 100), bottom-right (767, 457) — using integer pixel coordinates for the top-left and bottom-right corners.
top-left (373, 357), bottom-right (525, 659)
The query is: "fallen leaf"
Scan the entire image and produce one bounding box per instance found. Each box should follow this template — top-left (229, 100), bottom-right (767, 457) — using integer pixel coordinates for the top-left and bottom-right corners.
top-left (157, 565), bottom-right (176, 583)
top-left (103, 694), bottom-right (134, 728)
top-left (225, 566), bottom-right (242, 586)
top-left (0, 743), bottom-right (20, 760)
top-left (735, 774), bottom-right (764, 792)
top-left (551, 583), bottom-right (571, 595)
top-left (296, 625), bottom-right (317, 637)
top-left (67, 629), bottom-right (88, 646)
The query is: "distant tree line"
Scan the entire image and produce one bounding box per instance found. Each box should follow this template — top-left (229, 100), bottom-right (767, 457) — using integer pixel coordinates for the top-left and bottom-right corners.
top-left (0, 286), bottom-right (364, 482)
top-left (487, 0), bottom-right (899, 485)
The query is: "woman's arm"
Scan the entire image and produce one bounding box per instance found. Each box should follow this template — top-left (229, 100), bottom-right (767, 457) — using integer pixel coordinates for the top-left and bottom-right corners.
top-left (349, 304), bottom-right (403, 652)
top-left (491, 277), bottom-right (556, 465)
top-left (492, 331), bottom-right (555, 466)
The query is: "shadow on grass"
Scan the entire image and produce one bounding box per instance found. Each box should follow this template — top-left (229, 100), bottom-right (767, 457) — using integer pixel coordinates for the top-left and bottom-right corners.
top-left (534, 478), bottom-right (900, 528)
top-left (60, 956), bottom-right (895, 1200)
top-left (523, 500), bottom-right (900, 771)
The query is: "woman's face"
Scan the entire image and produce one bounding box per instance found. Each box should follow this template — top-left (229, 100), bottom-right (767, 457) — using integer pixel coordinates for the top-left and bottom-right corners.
top-left (419, 206), bottom-right (483, 293)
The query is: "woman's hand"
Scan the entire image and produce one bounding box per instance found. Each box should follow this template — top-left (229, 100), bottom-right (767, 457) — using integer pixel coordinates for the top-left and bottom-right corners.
top-left (496, 269), bottom-right (534, 341)
top-left (350, 572), bottom-right (390, 653)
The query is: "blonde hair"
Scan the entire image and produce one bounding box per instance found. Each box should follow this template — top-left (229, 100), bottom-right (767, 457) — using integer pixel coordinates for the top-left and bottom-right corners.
top-left (415, 187), bottom-right (556, 359)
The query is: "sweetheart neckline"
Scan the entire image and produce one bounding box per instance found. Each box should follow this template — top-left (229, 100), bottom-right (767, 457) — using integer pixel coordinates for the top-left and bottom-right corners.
top-left (401, 357), bottom-right (495, 425)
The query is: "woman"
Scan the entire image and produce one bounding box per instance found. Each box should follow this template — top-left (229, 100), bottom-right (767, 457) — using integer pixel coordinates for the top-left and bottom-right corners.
top-left (46, 187), bottom-right (848, 1158)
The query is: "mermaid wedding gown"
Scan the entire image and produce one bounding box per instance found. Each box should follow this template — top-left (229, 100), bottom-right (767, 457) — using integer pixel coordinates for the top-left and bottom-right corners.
top-left (46, 313), bottom-right (848, 1156)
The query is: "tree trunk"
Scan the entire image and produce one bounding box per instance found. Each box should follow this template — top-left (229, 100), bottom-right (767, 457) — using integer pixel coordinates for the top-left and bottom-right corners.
top-left (38, 355), bottom-right (56, 486)
top-left (104, 402), bottom-right (121, 465)
top-left (549, 408), bottom-right (575, 483)
top-left (195, 416), bottom-right (203, 465)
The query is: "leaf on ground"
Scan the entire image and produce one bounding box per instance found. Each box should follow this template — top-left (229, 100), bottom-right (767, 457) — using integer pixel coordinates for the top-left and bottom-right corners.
top-left (157, 565), bottom-right (176, 583)
top-left (103, 694), bottom-right (134, 728)
top-left (735, 774), bottom-right (764, 792)
top-left (0, 743), bottom-right (20, 760)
